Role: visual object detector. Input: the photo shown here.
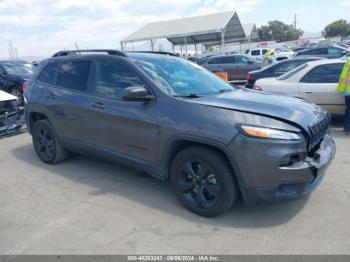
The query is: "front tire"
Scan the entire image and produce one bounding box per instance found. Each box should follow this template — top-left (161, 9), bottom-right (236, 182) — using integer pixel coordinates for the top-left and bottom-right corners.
top-left (32, 119), bottom-right (68, 164)
top-left (170, 146), bottom-right (238, 217)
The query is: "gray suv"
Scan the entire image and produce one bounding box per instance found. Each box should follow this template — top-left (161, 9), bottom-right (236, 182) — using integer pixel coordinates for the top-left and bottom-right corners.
top-left (25, 50), bottom-right (336, 217)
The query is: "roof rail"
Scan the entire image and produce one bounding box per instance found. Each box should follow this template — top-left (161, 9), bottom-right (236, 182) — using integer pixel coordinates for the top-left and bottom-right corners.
top-left (52, 49), bottom-right (127, 57)
top-left (125, 51), bottom-right (177, 57)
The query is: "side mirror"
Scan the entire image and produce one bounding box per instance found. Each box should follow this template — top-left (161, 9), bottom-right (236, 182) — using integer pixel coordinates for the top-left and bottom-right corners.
top-left (122, 86), bottom-right (154, 101)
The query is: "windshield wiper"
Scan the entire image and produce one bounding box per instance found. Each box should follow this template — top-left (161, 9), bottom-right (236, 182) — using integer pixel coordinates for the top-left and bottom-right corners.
top-left (174, 93), bottom-right (202, 98)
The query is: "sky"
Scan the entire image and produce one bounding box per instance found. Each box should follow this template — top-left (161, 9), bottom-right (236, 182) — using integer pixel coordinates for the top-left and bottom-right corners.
top-left (0, 0), bottom-right (349, 58)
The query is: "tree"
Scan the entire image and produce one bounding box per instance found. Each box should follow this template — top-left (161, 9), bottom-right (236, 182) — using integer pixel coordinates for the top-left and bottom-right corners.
top-left (258, 20), bottom-right (303, 42)
top-left (323, 19), bottom-right (350, 39)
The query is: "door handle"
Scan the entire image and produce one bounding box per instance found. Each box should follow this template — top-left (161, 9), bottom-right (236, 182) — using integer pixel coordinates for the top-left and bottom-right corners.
top-left (90, 102), bottom-right (105, 109)
top-left (305, 91), bottom-right (313, 94)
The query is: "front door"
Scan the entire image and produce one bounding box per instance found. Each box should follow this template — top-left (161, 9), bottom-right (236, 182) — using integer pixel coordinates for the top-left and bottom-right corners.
top-left (88, 59), bottom-right (159, 164)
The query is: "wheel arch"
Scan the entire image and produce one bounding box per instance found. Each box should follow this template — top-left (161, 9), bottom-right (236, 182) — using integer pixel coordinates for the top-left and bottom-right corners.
top-left (160, 136), bottom-right (243, 193)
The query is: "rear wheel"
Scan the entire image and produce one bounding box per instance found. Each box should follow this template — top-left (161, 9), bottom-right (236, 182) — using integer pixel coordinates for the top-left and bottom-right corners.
top-left (32, 119), bottom-right (68, 164)
top-left (170, 147), bottom-right (238, 217)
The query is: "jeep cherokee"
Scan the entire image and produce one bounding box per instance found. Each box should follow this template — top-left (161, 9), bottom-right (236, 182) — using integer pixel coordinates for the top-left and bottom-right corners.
top-left (25, 50), bottom-right (336, 217)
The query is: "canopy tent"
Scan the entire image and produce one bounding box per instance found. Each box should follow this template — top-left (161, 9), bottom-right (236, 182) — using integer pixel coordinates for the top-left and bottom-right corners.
top-left (242, 23), bottom-right (259, 41)
top-left (120, 10), bottom-right (246, 55)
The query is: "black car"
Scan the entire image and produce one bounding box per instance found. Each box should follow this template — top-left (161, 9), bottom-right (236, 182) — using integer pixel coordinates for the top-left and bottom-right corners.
top-left (296, 45), bottom-right (349, 59)
top-left (25, 49), bottom-right (335, 217)
top-left (245, 57), bottom-right (324, 88)
top-left (0, 60), bottom-right (35, 105)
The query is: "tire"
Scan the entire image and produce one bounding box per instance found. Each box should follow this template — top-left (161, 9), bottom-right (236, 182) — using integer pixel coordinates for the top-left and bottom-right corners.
top-left (170, 146), bottom-right (238, 217)
top-left (32, 119), bottom-right (68, 164)
top-left (9, 86), bottom-right (24, 106)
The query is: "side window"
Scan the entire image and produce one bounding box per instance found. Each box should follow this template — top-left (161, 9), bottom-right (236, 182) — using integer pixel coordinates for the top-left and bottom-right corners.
top-left (208, 57), bottom-right (223, 64)
top-left (221, 56), bottom-right (236, 64)
top-left (56, 61), bottom-right (91, 92)
top-left (235, 56), bottom-right (250, 64)
top-left (301, 63), bottom-right (344, 83)
top-left (251, 50), bottom-right (260, 56)
top-left (95, 60), bottom-right (145, 99)
top-left (328, 47), bottom-right (343, 55)
top-left (37, 62), bottom-right (59, 84)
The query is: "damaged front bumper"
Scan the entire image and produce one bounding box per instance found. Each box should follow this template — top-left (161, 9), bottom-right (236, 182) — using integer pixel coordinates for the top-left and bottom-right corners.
top-left (0, 107), bottom-right (26, 138)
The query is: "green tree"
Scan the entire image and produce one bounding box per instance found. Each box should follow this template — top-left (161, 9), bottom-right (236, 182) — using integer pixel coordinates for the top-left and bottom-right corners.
top-left (323, 19), bottom-right (350, 39)
top-left (258, 21), bottom-right (303, 42)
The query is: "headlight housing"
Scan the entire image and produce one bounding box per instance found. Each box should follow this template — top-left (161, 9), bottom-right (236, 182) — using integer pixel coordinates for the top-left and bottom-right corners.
top-left (240, 125), bottom-right (303, 140)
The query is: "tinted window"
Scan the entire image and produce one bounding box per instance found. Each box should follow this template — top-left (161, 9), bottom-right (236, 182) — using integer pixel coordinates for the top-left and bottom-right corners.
top-left (95, 60), bottom-right (145, 99)
top-left (208, 57), bottom-right (223, 64)
top-left (56, 61), bottom-right (91, 92)
top-left (251, 50), bottom-right (260, 56)
top-left (37, 62), bottom-right (59, 84)
top-left (235, 56), bottom-right (251, 64)
top-left (301, 63), bottom-right (344, 83)
top-left (328, 47), bottom-right (344, 55)
top-left (282, 60), bottom-right (304, 72)
top-left (221, 56), bottom-right (236, 64)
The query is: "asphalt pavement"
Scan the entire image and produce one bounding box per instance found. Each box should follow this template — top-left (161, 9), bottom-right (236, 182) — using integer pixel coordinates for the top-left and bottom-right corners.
top-left (0, 122), bottom-right (349, 255)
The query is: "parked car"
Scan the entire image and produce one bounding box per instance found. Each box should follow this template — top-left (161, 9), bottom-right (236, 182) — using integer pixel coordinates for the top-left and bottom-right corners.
top-left (272, 47), bottom-right (295, 61)
top-left (245, 57), bottom-right (325, 89)
top-left (201, 55), bottom-right (261, 82)
top-left (253, 59), bottom-right (345, 114)
top-left (25, 49), bottom-right (335, 217)
top-left (0, 90), bottom-right (25, 137)
top-left (296, 45), bottom-right (349, 59)
top-left (0, 60), bottom-right (35, 105)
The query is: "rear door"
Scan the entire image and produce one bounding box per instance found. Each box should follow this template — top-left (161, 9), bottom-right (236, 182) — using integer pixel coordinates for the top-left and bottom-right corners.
top-left (88, 58), bottom-right (159, 163)
top-left (43, 59), bottom-right (95, 149)
top-left (298, 63), bottom-right (345, 114)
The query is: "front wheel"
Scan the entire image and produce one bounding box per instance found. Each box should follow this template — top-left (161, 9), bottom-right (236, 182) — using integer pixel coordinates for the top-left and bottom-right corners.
top-left (170, 147), bottom-right (239, 217)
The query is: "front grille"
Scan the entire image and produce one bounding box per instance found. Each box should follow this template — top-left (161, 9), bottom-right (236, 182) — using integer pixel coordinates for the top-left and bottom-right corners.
top-left (308, 112), bottom-right (331, 153)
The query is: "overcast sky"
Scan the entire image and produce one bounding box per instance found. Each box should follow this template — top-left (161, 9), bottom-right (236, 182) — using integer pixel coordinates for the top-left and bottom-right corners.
top-left (0, 0), bottom-right (349, 58)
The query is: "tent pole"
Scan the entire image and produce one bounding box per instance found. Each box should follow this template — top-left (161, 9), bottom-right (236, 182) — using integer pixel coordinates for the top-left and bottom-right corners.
top-left (120, 42), bottom-right (124, 51)
top-left (150, 39), bottom-right (154, 51)
top-left (184, 36), bottom-right (188, 58)
top-left (221, 28), bottom-right (225, 54)
top-left (195, 43), bottom-right (198, 56)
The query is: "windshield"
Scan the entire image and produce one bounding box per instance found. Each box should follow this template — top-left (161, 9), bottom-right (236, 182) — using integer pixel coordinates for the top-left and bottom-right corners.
top-left (134, 56), bottom-right (235, 96)
top-left (1, 62), bottom-right (35, 76)
top-left (277, 63), bottom-right (307, 80)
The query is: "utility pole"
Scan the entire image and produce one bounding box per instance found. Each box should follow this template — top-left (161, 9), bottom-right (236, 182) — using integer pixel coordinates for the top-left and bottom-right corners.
top-left (294, 13), bottom-right (297, 30)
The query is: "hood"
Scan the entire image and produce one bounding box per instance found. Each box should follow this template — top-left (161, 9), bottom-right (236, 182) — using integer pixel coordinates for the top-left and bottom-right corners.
top-left (191, 88), bottom-right (329, 135)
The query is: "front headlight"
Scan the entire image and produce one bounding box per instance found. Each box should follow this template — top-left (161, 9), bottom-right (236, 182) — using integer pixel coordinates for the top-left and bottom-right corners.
top-left (240, 125), bottom-right (302, 140)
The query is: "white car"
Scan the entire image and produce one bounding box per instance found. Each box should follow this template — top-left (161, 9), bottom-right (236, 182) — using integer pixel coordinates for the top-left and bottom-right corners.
top-left (253, 59), bottom-right (346, 114)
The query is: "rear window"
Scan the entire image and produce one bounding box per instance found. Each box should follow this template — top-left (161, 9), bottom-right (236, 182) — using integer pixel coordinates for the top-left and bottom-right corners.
top-left (277, 64), bottom-right (307, 80)
top-left (56, 61), bottom-right (91, 92)
top-left (37, 62), bottom-right (59, 84)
